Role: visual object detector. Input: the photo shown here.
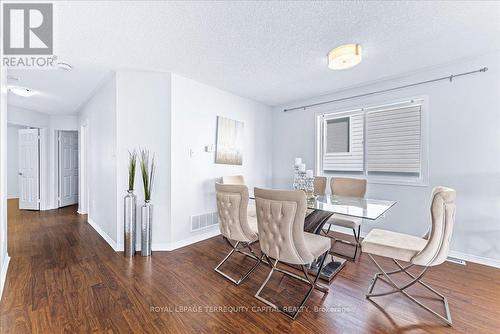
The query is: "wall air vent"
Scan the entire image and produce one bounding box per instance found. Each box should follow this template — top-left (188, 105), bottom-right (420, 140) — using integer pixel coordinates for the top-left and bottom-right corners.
top-left (190, 212), bottom-right (218, 232)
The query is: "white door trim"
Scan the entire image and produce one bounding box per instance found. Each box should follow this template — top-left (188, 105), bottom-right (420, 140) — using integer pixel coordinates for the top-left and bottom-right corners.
top-left (78, 123), bottom-right (89, 215)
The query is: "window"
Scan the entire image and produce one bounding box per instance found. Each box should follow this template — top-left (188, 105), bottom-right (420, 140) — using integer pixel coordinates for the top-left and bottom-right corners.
top-left (317, 98), bottom-right (428, 185)
top-left (321, 111), bottom-right (364, 172)
top-left (326, 117), bottom-right (350, 153)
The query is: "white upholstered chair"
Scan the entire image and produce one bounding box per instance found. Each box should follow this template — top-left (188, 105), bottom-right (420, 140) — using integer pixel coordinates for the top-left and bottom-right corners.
top-left (254, 187), bottom-right (331, 319)
top-left (325, 177), bottom-right (367, 260)
top-left (221, 175), bottom-right (256, 218)
top-left (314, 176), bottom-right (327, 195)
top-left (214, 183), bottom-right (261, 285)
top-left (221, 175), bottom-right (245, 185)
top-left (361, 186), bottom-right (457, 326)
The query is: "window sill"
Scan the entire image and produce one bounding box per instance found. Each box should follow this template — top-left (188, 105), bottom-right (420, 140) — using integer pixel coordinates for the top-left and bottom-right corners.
top-left (319, 172), bottom-right (428, 188)
top-left (367, 178), bottom-right (428, 187)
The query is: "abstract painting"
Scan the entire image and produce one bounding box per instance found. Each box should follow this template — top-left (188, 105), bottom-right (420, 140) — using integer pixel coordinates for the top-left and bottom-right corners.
top-left (215, 116), bottom-right (244, 165)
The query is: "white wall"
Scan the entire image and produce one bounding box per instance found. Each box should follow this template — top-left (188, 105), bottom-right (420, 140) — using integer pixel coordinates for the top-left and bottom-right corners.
top-left (170, 74), bottom-right (273, 246)
top-left (272, 51), bottom-right (500, 266)
top-left (115, 71), bottom-right (172, 250)
top-left (7, 105), bottom-right (50, 128)
top-left (7, 125), bottom-right (21, 198)
top-left (1, 67), bottom-right (10, 299)
top-left (78, 75), bottom-right (118, 247)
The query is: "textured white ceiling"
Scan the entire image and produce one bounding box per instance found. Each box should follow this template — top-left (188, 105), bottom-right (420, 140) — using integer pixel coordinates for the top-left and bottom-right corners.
top-left (7, 1), bottom-right (500, 113)
top-left (7, 66), bottom-right (111, 114)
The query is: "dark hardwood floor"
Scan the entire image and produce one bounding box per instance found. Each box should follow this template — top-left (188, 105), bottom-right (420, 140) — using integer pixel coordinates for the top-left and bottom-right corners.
top-left (1, 199), bottom-right (499, 333)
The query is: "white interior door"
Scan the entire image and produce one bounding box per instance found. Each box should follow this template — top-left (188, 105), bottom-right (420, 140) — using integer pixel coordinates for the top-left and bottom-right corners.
top-left (58, 131), bottom-right (79, 207)
top-left (18, 128), bottom-right (40, 210)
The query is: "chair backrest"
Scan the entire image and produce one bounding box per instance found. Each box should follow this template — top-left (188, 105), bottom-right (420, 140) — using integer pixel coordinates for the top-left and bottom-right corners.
top-left (330, 177), bottom-right (367, 197)
top-left (221, 175), bottom-right (245, 185)
top-left (215, 183), bottom-right (257, 242)
top-left (314, 176), bottom-right (327, 195)
top-left (412, 186), bottom-right (456, 267)
top-left (254, 187), bottom-right (315, 265)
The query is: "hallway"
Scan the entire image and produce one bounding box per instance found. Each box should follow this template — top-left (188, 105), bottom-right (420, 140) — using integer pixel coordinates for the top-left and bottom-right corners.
top-left (1, 200), bottom-right (500, 333)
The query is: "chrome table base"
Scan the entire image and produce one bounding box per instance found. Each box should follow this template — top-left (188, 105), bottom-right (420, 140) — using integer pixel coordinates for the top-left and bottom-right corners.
top-left (324, 224), bottom-right (361, 262)
top-left (307, 253), bottom-right (346, 281)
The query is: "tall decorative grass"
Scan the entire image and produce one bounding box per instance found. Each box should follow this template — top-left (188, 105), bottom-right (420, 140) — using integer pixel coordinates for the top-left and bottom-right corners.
top-left (128, 150), bottom-right (137, 191)
top-left (140, 149), bottom-right (155, 202)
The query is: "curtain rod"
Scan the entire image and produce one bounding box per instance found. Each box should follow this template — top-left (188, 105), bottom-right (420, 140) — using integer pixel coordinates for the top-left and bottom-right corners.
top-left (283, 67), bottom-right (488, 112)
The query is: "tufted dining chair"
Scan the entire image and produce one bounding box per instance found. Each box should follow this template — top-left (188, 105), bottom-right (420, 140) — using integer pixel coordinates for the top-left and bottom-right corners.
top-left (214, 183), bottom-right (261, 285)
top-left (325, 177), bottom-right (367, 261)
top-left (361, 186), bottom-right (457, 326)
top-left (221, 175), bottom-right (245, 185)
top-left (253, 187), bottom-right (331, 319)
top-left (222, 175), bottom-right (256, 218)
top-left (314, 176), bottom-right (327, 195)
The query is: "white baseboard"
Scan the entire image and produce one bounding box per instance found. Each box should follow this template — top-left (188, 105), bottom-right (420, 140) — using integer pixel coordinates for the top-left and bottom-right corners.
top-left (168, 228), bottom-right (220, 251)
top-left (114, 242), bottom-right (171, 252)
top-left (114, 229), bottom-right (220, 252)
top-left (447, 250), bottom-right (500, 269)
top-left (92, 219), bottom-right (500, 269)
top-left (0, 253), bottom-right (11, 301)
top-left (87, 218), bottom-right (119, 251)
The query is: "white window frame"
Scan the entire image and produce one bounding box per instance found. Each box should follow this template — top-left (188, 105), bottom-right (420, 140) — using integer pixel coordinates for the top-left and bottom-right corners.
top-left (315, 96), bottom-right (429, 187)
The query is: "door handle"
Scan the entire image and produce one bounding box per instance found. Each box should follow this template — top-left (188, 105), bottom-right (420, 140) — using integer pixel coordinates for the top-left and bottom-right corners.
top-left (18, 172), bottom-right (23, 176)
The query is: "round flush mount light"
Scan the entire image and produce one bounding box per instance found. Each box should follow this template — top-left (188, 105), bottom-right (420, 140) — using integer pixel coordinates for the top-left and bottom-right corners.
top-left (8, 86), bottom-right (37, 97)
top-left (57, 62), bottom-right (73, 71)
top-left (328, 44), bottom-right (362, 70)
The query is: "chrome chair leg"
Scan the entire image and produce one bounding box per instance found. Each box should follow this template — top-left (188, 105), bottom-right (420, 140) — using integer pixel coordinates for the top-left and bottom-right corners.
top-left (366, 254), bottom-right (452, 326)
top-left (214, 238), bottom-right (262, 285)
top-left (254, 251), bottom-right (329, 320)
top-left (324, 224), bottom-right (361, 261)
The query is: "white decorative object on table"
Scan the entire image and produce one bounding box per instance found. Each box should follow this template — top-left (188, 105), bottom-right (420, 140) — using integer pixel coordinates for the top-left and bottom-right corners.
top-left (305, 170), bottom-right (315, 199)
top-left (292, 159), bottom-right (308, 192)
top-left (293, 158), bottom-right (302, 190)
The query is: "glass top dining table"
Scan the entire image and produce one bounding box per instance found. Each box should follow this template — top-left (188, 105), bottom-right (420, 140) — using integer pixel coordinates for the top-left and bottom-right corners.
top-left (249, 192), bottom-right (397, 282)
top-left (307, 194), bottom-right (396, 220)
top-left (250, 193), bottom-right (396, 221)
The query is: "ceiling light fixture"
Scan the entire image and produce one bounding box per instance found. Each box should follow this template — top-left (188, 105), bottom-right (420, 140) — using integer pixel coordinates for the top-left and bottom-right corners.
top-left (57, 62), bottom-right (73, 71)
top-left (8, 86), bottom-right (37, 97)
top-left (328, 44), bottom-right (362, 70)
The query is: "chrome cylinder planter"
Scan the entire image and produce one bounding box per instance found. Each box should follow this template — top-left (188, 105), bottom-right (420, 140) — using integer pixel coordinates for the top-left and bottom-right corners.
top-left (123, 190), bottom-right (137, 257)
top-left (141, 201), bottom-right (153, 256)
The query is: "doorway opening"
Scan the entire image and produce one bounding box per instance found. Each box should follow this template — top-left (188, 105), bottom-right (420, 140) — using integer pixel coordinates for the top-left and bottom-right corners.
top-left (57, 130), bottom-right (79, 208)
top-left (7, 124), bottom-right (41, 211)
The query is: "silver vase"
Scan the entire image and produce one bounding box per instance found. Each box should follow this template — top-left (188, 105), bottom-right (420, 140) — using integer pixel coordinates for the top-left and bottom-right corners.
top-left (123, 190), bottom-right (136, 257)
top-left (141, 201), bottom-right (153, 256)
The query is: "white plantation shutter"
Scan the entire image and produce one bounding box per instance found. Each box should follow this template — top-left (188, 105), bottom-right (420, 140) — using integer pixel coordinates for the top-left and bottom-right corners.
top-left (322, 112), bottom-right (364, 172)
top-left (366, 105), bottom-right (422, 173)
